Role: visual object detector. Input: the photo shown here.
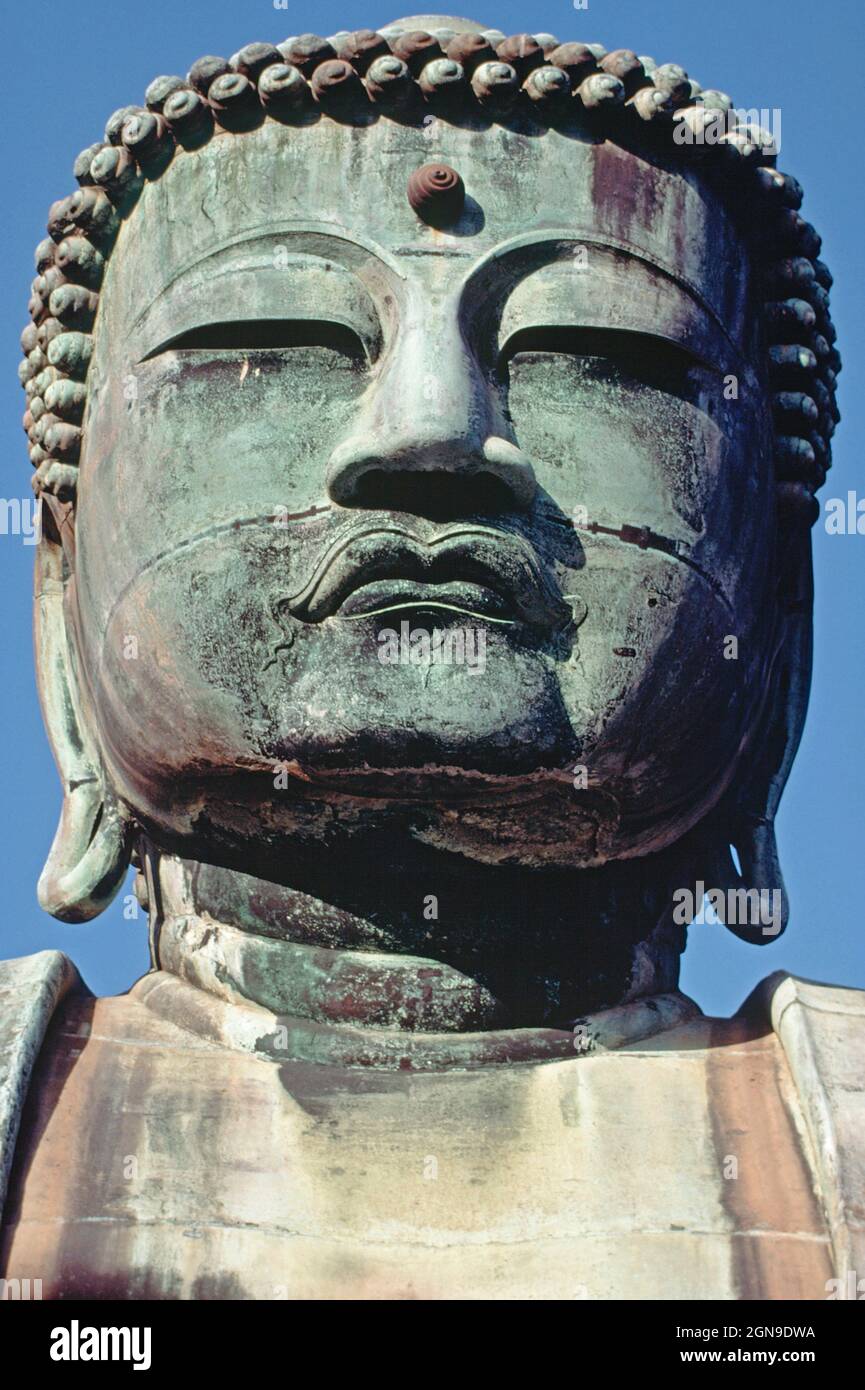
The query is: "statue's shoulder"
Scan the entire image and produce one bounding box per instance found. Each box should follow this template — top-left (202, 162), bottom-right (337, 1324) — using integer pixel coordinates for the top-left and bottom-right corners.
top-left (753, 969), bottom-right (865, 1066)
top-left (0, 950), bottom-right (86, 1222)
top-left (746, 972), bottom-right (865, 1283)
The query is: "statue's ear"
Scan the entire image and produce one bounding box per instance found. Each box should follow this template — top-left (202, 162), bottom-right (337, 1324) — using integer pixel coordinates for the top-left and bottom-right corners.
top-left (34, 498), bottom-right (131, 922)
top-left (698, 527), bottom-right (814, 945)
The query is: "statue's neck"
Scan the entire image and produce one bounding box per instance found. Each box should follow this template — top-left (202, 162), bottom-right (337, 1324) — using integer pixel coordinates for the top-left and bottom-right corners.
top-left (142, 838), bottom-right (687, 1033)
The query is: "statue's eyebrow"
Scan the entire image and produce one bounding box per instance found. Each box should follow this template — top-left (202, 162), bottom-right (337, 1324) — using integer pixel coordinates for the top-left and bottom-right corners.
top-left (128, 237), bottom-right (397, 364)
top-left (126, 224), bottom-right (405, 339)
top-left (458, 231), bottom-right (744, 355)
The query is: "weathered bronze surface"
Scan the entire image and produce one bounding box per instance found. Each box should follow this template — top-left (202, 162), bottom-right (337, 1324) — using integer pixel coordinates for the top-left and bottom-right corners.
top-left (2, 13), bottom-right (860, 1302)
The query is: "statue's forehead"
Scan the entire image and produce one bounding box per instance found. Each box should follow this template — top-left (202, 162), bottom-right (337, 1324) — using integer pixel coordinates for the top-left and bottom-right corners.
top-left (107, 119), bottom-right (751, 338)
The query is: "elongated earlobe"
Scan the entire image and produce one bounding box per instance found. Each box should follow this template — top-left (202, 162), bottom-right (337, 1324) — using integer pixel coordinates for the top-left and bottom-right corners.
top-left (698, 530), bottom-right (814, 946)
top-left (34, 504), bottom-right (131, 922)
top-left (711, 820), bottom-right (788, 945)
top-left (38, 779), bottom-right (130, 923)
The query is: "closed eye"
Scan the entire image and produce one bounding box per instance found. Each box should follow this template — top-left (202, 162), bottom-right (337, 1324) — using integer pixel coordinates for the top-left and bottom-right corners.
top-left (499, 326), bottom-right (712, 392)
top-left (141, 318), bottom-right (371, 364)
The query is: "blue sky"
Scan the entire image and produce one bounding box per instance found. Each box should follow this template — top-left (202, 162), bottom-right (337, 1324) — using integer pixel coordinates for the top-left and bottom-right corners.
top-left (1, 0), bottom-right (862, 1015)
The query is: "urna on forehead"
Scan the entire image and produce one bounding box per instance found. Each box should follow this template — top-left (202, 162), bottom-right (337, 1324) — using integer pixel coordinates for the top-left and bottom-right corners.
top-left (20, 13), bottom-right (840, 523)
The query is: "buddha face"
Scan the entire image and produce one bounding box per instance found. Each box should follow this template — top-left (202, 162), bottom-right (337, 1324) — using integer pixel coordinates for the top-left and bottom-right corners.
top-left (68, 115), bottom-right (778, 869)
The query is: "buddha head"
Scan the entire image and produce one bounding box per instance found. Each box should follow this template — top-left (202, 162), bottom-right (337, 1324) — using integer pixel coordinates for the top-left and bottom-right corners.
top-left (19, 16), bottom-right (840, 1020)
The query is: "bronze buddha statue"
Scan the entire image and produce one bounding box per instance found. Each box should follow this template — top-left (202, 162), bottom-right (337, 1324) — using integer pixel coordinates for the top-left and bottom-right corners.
top-left (2, 15), bottom-right (860, 1301)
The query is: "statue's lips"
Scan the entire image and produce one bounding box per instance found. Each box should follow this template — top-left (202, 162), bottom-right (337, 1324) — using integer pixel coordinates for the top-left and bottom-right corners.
top-left (337, 578), bottom-right (516, 624)
top-left (283, 526), bottom-right (571, 632)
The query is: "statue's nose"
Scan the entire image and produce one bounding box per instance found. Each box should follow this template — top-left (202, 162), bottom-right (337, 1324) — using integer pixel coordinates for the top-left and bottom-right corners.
top-left (325, 301), bottom-right (536, 515)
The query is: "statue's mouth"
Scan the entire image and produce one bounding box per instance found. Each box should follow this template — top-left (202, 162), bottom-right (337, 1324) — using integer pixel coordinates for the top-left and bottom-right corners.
top-left (335, 578), bottom-right (518, 625)
top-left (281, 524), bottom-right (572, 633)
